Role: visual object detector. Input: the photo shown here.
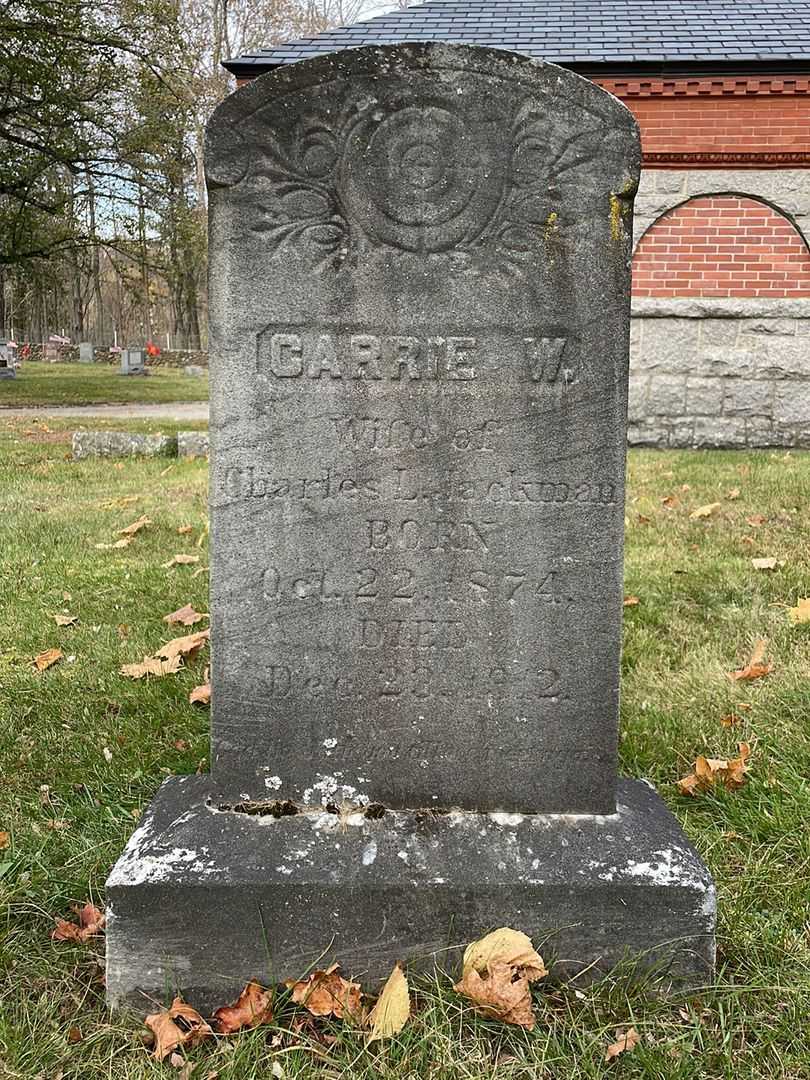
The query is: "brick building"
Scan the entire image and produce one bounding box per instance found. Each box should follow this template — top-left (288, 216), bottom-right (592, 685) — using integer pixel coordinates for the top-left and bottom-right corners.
top-left (224, 0), bottom-right (810, 447)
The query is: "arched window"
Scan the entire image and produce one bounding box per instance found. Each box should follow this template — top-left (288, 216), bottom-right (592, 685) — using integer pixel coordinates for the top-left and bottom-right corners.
top-left (632, 195), bottom-right (810, 298)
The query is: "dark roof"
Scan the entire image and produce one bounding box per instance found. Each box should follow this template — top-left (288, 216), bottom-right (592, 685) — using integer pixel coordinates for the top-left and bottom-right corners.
top-left (224, 0), bottom-right (810, 77)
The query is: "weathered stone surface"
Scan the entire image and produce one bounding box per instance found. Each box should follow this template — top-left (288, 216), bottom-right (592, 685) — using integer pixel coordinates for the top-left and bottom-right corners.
top-left (206, 44), bottom-right (640, 814)
top-left (72, 431), bottom-right (176, 459)
top-left (627, 378), bottom-right (648, 422)
top-left (79, 341), bottom-right (94, 363)
top-left (0, 340), bottom-right (14, 377)
top-left (177, 431), bottom-right (210, 459)
top-left (692, 417), bottom-right (747, 448)
top-left (647, 375), bottom-right (686, 416)
top-left (106, 775), bottom-right (716, 1014)
top-left (723, 380), bottom-right (773, 418)
top-left (120, 348), bottom-right (146, 375)
top-left (183, 364), bottom-right (206, 377)
top-left (686, 377), bottom-right (723, 416)
top-left (107, 43), bottom-right (715, 1009)
top-left (774, 382), bottom-right (810, 424)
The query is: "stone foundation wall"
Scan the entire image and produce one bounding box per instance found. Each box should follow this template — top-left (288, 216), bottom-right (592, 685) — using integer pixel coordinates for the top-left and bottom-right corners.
top-left (629, 299), bottom-right (810, 447)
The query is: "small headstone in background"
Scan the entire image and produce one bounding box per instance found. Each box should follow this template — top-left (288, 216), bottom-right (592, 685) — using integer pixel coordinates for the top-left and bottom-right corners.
top-left (79, 341), bottom-right (94, 364)
top-left (120, 348), bottom-right (146, 375)
top-left (183, 364), bottom-right (206, 378)
top-left (177, 431), bottom-right (209, 459)
top-left (72, 431), bottom-right (176, 458)
top-left (106, 42), bottom-right (715, 1014)
top-left (0, 340), bottom-right (15, 378)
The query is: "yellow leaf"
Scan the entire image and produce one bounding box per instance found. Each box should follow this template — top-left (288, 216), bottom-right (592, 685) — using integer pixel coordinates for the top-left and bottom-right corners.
top-left (454, 928), bottom-right (547, 1030)
top-left (34, 648), bottom-right (63, 672)
top-left (366, 964), bottom-right (410, 1042)
top-left (605, 1026), bottom-right (641, 1062)
top-left (54, 614), bottom-right (78, 626)
top-left (689, 502), bottom-right (721, 520)
top-left (788, 598), bottom-right (810, 625)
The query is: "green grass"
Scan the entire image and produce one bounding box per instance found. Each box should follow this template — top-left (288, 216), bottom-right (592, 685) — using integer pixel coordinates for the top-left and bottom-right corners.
top-left (1, 428), bottom-right (809, 1079)
top-left (0, 361), bottom-right (208, 407)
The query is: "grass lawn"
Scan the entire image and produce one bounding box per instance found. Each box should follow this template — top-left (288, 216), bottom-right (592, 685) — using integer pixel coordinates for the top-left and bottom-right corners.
top-left (0, 420), bottom-right (808, 1079)
top-left (0, 361), bottom-right (208, 408)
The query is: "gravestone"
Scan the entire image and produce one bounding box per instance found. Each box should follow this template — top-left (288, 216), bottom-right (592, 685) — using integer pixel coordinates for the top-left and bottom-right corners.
top-left (79, 341), bottom-right (94, 364)
top-left (0, 340), bottom-right (14, 378)
top-left (120, 348), bottom-right (146, 375)
top-left (106, 44), bottom-right (715, 1013)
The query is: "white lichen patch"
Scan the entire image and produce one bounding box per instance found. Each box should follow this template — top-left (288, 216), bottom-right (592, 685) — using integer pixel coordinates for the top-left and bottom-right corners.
top-left (362, 840), bottom-right (378, 865)
top-left (489, 812), bottom-right (524, 827)
top-left (323, 738), bottom-right (338, 750)
top-left (264, 775), bottom-right (282, 791)
top-left (620, 847), bottom-right (708, 889)
top-left (302, 774), bottom-right (370, 808)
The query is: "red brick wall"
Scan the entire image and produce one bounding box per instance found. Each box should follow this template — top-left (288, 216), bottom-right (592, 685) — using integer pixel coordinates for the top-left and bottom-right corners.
top-left (632, 196), bottom-right (810, 298)
top-left (597, 78), bottom-right (810, 166)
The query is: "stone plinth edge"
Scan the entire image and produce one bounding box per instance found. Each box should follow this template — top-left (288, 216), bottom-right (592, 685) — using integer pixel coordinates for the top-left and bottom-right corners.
top-left (106, 776), bottom-right (715, 1014)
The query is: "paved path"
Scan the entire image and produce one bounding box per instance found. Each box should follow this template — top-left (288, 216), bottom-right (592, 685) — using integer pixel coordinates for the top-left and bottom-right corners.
top-left (0, 402), bottom-right (209, 421)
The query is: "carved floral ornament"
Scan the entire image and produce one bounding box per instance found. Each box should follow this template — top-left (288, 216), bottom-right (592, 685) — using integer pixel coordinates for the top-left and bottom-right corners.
top-left (223, 83), bottom-right (636, 275)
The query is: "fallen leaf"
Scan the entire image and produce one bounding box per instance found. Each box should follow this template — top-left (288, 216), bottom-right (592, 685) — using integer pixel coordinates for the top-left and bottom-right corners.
top-left (637, 514), bottom-right (651, 524)
top-left (163, 554), bottom-right (200, 569)
top-left (729, 639), bottom-right (773, 681)
top-left (661, 495), bottom-right (679, 509)
top-left (177, 525), bottom-right (193, 535)
top-left (366, 964), bottom-right (410, 1042)
top-left (54, 614), bottom-right (78, 627)
top-left (144, 997), bottom-right (214, 1061)
top-left (189, 683), bottom-right (211, 705)
top-left (51, 902), bottom-right (105, 942)
top-left (751, 558), bottom-right (778, 570)
top-left (678, 743), bottom-right (752, 796)
top-left (453, 927), bottom-right (548, 1030)
top-left (95, 537), bottom-right (132, 550)
top-left (120, 655), bottom-right (183, 679)
top-left (102, 746), bottom-right (113, 763)
top-left (46, 818), bottom-right (71, 830)
top-left (287, 964), bottom-right (364, 1021)
top-left (119, 515), bottom-right (152, 536)
top-left (67, 1026), bottom-right (83, 1044)
top-left (623, 596), bottom-right (640, 607)
top-left (117, 624), bottom-right (130, 639)
top-left (787, 598), bottom-right (810, 625)
top-left (690, 502), bottom-right (721, 520)
top-left (155, 629), bottom-right (210, 662)
top-left (174, 739), bottom-right (190, 751)
top-left (720, 714), bottom-right (741, 728)
top-left (0, 831), bottom-right (9, 849)
top-left (726, 487), bottom-right (741, 500)
top-left (214, 980), bottom-right (274, 1033)
top-left (34, 648), bottom-right (63, 672)
top-left (164, 604), bottom-right (208, 627)
top-left (605, 1026), bottom-right (641, 1062)
top-left (746, 514), bottom-right (767, 527)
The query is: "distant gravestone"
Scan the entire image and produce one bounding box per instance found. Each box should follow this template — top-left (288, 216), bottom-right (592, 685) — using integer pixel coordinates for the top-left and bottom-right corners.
top-left (0, 340), bottom-right (14, 378)
top-left (107, 44), bottom-right (715, 1013)
top-left (183, 364), bottom-right (206, 377)
top-left (120, 348), bottom-right (146, 375)
top-left (79, 341), bottom-right (94, 364)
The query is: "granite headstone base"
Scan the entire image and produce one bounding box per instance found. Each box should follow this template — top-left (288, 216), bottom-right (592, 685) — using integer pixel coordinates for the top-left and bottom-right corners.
top-left (0, 367), bottom-right (15, 379)
top-left (106, 777), bottom-right (715, 1013)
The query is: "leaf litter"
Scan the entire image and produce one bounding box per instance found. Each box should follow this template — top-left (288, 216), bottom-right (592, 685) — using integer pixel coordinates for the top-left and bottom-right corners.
top-left (453, 927), bottom-right (548, 1030)
top-left (728, 638), bottom-right (773, 681)
top-left (51, 902), bottom-right (105, 942)
top-left (677, 743), bottom-right (752, 796)
top-left (144, 998), bottom-right (214, 1060)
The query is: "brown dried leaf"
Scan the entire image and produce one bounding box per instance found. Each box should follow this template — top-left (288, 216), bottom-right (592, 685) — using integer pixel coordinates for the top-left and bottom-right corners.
top-left (120, 655), bottom-right (183, 679)
top-left (34, 648), bottom-right (63, 672)
top-left (155, 629), bottom-right (210, 661)
top-left (51, 902), bottom-right (105, 942)
top-left (163, 554), bottom-right (200, 569)
top-left (623, 596), bottom-right (640, 607)
top-left (144, 997), bottom-right (214, 1061)
top-left (287, 964), bottom-right (364, 1021)
top-left (788, 597), bottom-right (810, 625)
top-left (661, 494), bottom-right (679, 509)
top-left (366, 964), bottom-right (410, 1043)
top-left (726, 487), bottom-right (741, 500)
top-left (189, 683), bottom-right (211, 706)
top-left (177, 525), bottom-right (193, 535)
top-left (54, 614), bottom-right (78, 627)
top-left (214, 980), bottom-right (274, 1033)
top-left (0, 831), bottom-right (9, 849)
top-left (164, 604), bottom-right (208, 627)
top-left (605, 1026), bottom-right (641, 1062)
top-left (678, 743), bottom-right (751, 796)
top-left (746, 514), bottom-right (767, 527)
top-left (729, 639), bottom-right (773, 681)
top-left (690, 502), bottom-right (721, 520)
top-left (453, 927), bottom-right (548, 1030)
top-left (95, 537), bottom-right (133, 550)
top-left (119, 515), bottom-right (152, 536)
top-left (720, 713), bottom-right (741, 728)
